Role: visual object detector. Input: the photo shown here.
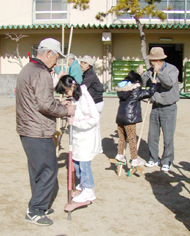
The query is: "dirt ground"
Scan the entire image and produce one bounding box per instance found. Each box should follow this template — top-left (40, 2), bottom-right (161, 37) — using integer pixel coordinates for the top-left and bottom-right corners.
top-left (1, 97), bottom-right (190, 236)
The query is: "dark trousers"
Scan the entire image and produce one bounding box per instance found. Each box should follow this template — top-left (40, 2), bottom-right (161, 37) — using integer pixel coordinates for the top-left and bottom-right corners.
top-left (148, 103), bottom-right (177, 166)
top-left (20, 136), bottom-right (58, 215)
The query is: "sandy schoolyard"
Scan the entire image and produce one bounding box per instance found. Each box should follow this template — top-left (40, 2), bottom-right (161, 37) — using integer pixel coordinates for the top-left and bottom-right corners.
top-left (0, 97), bottom-right (190, 236)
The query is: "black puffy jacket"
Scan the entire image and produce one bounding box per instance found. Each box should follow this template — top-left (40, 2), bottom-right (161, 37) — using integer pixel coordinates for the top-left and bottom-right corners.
top-left (116, 83), bottom-right (157, 125)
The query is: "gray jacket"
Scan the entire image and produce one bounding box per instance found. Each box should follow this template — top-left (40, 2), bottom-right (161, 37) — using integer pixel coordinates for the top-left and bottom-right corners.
top-left (141, 62), bottom-right (180, 105)
top-left (16, 60), bottom-right (68, 138)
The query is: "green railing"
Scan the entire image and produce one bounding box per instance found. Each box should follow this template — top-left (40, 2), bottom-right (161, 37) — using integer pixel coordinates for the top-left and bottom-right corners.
top-left (112, 60), bottom-right (145, 88)
top-left (184, 61), bottom-right (190, 93)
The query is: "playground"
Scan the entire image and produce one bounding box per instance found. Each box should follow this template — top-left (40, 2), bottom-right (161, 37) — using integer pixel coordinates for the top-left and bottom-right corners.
top-left (0, 96), bottom-right (190, 236)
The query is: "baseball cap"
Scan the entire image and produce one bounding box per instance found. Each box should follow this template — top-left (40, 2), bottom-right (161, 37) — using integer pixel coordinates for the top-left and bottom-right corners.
top-left (80, 55), bottom-right (94, 66)
top-left (38, 38), bottom-right (65, 58)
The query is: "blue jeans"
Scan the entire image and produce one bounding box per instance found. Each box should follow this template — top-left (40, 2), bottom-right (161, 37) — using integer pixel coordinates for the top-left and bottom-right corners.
top-left (73, 160), bottom-right (95, 189)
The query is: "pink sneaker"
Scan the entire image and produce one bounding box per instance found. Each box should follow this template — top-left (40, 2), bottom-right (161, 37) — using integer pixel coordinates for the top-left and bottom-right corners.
top-left (72, 188), bottom-right (96, 202)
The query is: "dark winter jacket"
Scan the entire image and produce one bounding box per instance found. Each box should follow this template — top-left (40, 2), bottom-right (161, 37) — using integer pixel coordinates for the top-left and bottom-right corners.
top-left (116, 83), bottom-right (157, 126)
top-left (82, 67), bottom-right (104, 104)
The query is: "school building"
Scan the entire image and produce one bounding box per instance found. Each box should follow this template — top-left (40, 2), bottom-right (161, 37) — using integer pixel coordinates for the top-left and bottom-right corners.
top-left (0, 0), bottom-right (190, 94)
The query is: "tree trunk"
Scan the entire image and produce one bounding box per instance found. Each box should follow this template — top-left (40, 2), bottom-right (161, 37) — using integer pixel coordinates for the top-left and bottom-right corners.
top-left (16, 43), bottom-right (23, 68)
top-left (135, 18), bottom-right (151, 70)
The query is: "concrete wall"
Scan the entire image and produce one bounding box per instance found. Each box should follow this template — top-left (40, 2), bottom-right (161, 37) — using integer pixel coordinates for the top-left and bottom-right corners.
top-left (69, 0), bottom-right (113, 25)
top-left (0, 74), bottom-right (17, 96)
top-left (0, 0), bottom-right (114, 25)
top-left (0, 0), bottom-right (32, 25)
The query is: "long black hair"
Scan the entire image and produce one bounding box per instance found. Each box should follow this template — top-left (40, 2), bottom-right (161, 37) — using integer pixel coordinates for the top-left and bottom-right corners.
top-left (55, 75), bottom-right (82, 101)
top-left (124, 70), bottom-right (142, 85)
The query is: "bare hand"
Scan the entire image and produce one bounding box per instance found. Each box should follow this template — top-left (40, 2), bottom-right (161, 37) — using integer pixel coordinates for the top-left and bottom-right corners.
top-left (137, 65), bottom-right (144, 75)
top-left (152, 77), bottom-right (157, 84)
top-left (67, 105), bottom-right (76, 116)
top-left (153, 63), bottom-right (162, 73)
top-left (61, 100), bottom-right (71, 106)
top-left (67, 116), bottom-right (74, 125)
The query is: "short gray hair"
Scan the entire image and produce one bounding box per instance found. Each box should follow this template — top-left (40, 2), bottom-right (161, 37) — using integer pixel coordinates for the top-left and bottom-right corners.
top-left (66, 53), bottom-right (76, 60)
top-left (37, 48), bottom-right (57, 56)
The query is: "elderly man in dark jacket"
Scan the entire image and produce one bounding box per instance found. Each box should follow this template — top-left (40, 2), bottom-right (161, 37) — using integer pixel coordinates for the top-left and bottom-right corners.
top-left (16, 38), bottom-right (76, 226)
top-left (138, 47), bottom-right (179, 172)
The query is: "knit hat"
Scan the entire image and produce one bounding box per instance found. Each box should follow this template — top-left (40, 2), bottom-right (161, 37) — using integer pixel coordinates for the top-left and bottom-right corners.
top-left (38, 38), bottom-right (65, 58)
top-left (147, 47), bottom-right (167, 60)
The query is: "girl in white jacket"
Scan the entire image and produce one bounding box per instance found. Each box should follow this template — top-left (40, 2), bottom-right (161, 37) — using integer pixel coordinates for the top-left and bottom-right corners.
top-left (56, 75), bottom-right (101, 202)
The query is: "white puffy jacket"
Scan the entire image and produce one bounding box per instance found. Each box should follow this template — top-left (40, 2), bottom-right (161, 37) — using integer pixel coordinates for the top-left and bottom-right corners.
top-left (72, 85), bottom-right (101, 161)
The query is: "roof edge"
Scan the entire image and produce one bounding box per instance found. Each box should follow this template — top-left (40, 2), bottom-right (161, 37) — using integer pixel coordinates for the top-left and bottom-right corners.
top-left (0, 23), bottom-right (190, 30)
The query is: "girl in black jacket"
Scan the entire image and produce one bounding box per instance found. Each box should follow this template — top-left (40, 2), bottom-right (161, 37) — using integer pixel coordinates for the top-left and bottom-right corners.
top-left (115, 70), bottom-right (157, 166)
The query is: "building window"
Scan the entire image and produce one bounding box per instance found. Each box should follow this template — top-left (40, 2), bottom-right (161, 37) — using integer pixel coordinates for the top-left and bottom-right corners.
top-left (34, 0), bottom-right (67, 22)
top-left (116, 0), bottom-right (190, 23)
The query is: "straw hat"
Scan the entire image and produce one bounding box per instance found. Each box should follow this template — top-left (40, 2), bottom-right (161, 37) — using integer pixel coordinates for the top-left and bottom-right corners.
top-left (147, 47), bottom-right (167, 60)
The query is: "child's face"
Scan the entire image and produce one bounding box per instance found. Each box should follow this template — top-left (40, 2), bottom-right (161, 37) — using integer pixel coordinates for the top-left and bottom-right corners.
top-left (64, 84), bottom-right (74, 98)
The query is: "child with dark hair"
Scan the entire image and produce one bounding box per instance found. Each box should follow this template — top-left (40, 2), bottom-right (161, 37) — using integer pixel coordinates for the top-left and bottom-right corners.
top-left (115, 70), bottom-right (157, 166)
top-left (56, 75), bottom-right (100, 202)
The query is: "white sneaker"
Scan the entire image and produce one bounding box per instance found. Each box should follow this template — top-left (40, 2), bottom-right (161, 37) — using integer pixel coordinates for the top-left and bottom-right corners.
top-left (145, 159), bottom-right (161, 167)
top-left (76, 184), bottom-right (82, 191)
top-left (72, 188), bottom-right (96, 202)
top-left (131, 158), bottom-right (144, 167)
top-left (115, 154), bottom-right (126, 163)
top-left (161, 164), bottom-right (171, 172)
top-left (99, 148), bottom-right (103, 154)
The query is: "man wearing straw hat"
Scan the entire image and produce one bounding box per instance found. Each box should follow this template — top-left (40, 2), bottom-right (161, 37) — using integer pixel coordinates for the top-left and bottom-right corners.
top-left (16, 38), bottom-right (76, 226)
top-left (138, 47), bottom-right (179, 172)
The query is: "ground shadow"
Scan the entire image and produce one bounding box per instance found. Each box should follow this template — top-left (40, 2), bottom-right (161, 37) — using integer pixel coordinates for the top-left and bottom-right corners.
top-left (102, 133), bottom-right (118, 175)
top-left (137, 135), bottom-right (149, 162)
top-left (57, 152), bottom-right (68, 169)
top-left (145, 162), bottom-right (190, 231)
top-left (102, 130), bottom-right (150, 175)
top-left (102, 130), bottom-right (131, 174)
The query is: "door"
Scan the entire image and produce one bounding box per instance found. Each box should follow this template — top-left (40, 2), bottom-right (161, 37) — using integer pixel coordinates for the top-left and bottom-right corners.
top-left (149, 44), bottom-right (183, 82)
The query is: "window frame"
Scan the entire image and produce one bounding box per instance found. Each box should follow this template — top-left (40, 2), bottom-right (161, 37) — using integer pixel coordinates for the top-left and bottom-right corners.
top-left (114, 0), bottom-right (190, 24)
top-left (33, 0), bottom-right (68, 23)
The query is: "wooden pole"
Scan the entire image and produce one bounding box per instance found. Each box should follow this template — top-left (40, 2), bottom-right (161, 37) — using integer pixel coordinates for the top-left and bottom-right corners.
top-left (136, 72), bottom-right (157, 151)
top-left (56, 23), bottom-right (65, 156)
top-left (65, 25), bottom-right (74, 71)
top-left (56, 24), bottom-right (74, 156)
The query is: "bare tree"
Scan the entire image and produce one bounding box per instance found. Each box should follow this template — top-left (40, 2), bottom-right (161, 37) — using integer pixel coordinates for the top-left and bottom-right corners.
top-left (5, 33), bottom-right (28, 69)
top-left (68, 0), bottom-right (169, 69)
